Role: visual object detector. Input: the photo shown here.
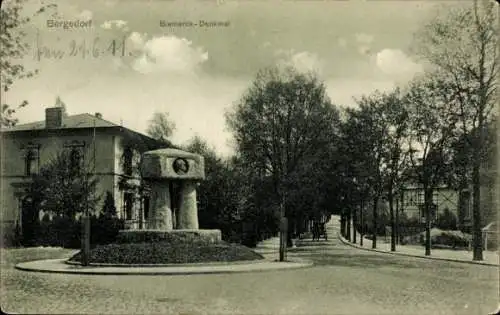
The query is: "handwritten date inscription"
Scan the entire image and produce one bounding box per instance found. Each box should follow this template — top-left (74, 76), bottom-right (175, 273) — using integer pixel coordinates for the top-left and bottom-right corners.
top-left (34, 36), bottom-right (138, 60)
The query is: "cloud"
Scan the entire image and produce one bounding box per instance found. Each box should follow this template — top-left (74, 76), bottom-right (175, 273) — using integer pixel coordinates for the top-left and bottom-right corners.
top-left (326, 79), bottom-right (395, 107)
top-left (100, 20), bottom-right (128, 30)
top-left (78, 10), bottom-right (93, 21)
top-left (130, 35), bottom-right (209, 74)
top-left (276, 50), bottom-right (323, 74)
top-left (375, 48), bottom-right (423, 80)
top-left (127, 32), bottom-right (146, 49)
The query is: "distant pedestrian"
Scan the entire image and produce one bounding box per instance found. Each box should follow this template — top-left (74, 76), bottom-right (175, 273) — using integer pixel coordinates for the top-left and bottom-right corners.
top-left (312, 221), bottom-right (320, 241)
top-left (321, 223), bottom-right (328, 241)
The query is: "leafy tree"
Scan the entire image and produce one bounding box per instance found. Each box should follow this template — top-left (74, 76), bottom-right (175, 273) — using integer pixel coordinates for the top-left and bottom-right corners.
top-left (1, 0), bottom-right (57, 127)
top-left (184, 136), bottom-right (242, 242)
top-left (341, 92), bottom-right (392, 249)
top-left (101, 191), bottom-right (117, 219)
top-left (226, 66), bottom-right (341, 252)
top-left (412, 0), bottom-right (498, 261)
top-left (54, 95), bottom-right (67, 113)
top-left (404, 75), bottom-right (459, 256)
top-left (27, 150), bottom-right (101, 219)
top-left (146, 111), bottom-right (176, 142)
top-left (378, 89), bottom-right (411, 252)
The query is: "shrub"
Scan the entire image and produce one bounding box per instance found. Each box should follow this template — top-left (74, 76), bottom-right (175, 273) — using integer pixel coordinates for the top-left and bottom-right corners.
top-left (101, 191), bottom-right (117, 219)
top-left (31, 215), bottom-right (123, 248)
top-left (44, 216), bottom-right (81, 248)
top-left (436, 208), bottom-right (458, 230)
top-left (419, 228), bottom-right (471, 249)
top-left (90, 216), bottom-right (125, 245)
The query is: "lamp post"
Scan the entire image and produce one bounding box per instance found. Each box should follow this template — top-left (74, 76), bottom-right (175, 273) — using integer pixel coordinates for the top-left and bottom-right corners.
top-left (81, 119), bottom-right (96, 266)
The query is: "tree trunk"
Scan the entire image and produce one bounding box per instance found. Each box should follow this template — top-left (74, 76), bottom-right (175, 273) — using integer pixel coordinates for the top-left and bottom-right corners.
top-left (372, 196), bottom-right (378, 249)
top-left (287, 216), bottom-right (294, 247)
top-left (424, 187), bottom-right (432, 256)
top-left (399, 191), bottom-right (405, 244)
top-left (279, 194), bottom-right (286, 262)
top-left (471, 108), bottom-right (484, 261)
top-left (346, 208), bottom-right (351, 241)
top-left (353, 206), bottom-right (357, 244)
top-left (389, 189), bottom-right (396, 252)
top-left (472, 155), bottom-right (483, 260)
top-left (395, 192), bottom-right (399, 245)
top-left (360, 200), bottom-right (364, 246)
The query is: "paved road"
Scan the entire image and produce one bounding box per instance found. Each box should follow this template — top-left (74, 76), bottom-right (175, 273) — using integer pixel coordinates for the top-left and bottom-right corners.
top-left (2, 227), bottom-right (498, 315)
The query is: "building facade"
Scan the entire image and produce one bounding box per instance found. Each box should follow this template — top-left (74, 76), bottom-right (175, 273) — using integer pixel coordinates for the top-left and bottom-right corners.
top-left (0, 107), bottom-right (167, 242)
top-left (397, 184), bottom-right (464, 224)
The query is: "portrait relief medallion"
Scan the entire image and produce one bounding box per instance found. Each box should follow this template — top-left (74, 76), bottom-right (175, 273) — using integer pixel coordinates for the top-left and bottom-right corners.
top-left (172, 158), bottom-right (189, 175)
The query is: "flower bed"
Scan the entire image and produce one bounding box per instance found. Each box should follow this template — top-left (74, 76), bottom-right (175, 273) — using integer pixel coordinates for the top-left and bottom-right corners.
top-left (68, 241), bottom-right (264, 265)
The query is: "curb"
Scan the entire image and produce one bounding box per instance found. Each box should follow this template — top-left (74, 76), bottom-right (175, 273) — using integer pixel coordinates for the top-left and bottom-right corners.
top-left (63, 258), bottom-right (267, 268)
top-left (15, 258), bottom-right (313, 276)
top-left (337, 233), bottom-right (499, 267)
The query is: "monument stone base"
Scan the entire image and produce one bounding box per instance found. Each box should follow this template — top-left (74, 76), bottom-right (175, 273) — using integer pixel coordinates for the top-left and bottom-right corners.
top-left (116, 229), bottom-right (222, 245)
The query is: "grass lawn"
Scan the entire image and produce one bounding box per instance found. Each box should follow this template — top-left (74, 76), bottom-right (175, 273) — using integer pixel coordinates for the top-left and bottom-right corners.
top-left (68, 241), bottom-right (265, 265)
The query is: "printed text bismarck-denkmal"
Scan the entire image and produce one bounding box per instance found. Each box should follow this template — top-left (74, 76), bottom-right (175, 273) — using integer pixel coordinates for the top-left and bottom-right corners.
top-left (159, 20), bottom-right (230, 28)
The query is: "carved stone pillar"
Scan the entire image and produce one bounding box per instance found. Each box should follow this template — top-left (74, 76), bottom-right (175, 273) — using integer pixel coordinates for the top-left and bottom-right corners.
top-left (148, 182), bottom-right (173, 230)
top-left (177, 181), bottom-right (199, 229)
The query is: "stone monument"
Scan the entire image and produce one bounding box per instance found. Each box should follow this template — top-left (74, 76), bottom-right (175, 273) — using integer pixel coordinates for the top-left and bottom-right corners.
top-left (117, 148), bottom-right (221, 245)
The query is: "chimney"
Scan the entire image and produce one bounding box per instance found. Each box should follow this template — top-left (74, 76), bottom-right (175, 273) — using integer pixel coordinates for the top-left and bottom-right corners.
top-left (95, 112), bottom-right (102, 119)
top-left (45, 107), bottom-right (65, 129)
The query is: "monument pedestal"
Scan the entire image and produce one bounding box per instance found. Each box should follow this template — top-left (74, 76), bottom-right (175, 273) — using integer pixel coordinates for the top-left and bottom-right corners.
top-left (119, 148), bottom-right (222, 246)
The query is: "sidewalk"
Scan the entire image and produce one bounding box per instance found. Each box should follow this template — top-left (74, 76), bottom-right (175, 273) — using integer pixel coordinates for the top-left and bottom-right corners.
top-left (339, 232), bottom-right (499, 266)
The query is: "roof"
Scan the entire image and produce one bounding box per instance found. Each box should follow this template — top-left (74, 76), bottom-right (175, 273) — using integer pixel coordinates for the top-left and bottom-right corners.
top-left (1, 113), bottom-right (118, 132)
top-left (1, 112), bottom-right (178, 151)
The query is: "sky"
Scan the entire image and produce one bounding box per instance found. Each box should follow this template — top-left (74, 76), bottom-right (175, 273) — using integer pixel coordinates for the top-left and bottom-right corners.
top-left (4, 0), bottom-right (467, 156)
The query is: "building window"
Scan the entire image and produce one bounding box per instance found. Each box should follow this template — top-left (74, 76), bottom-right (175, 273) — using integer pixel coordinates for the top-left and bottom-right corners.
top-left (25, 150), bottom-right (37, 176)
top-left (461, 191), bottom-right (472, 220)
top-left (417, 191), bottom-right (424, 206)
top-left (143, 196), bottom-right (150, 220)
top-left (69, 148), bottom-right (82, 175)
top-left (432, 191), bottom-right (439, 220)
top-left (123, 147), bottom-right (133, 176)
top-left (124, 193), bottom-right (133, 220)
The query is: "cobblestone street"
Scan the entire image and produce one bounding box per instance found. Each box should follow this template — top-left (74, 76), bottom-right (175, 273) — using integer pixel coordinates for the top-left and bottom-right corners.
top-left (2, 230), bottom-right (498, 315)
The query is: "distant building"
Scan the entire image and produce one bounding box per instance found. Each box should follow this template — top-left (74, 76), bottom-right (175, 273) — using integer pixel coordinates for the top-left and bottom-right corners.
top-left (397, 184), bottom-right (465, 225)
top-left (0, 106), bottom-right (168, 242)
